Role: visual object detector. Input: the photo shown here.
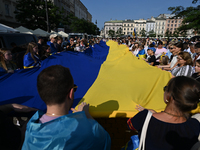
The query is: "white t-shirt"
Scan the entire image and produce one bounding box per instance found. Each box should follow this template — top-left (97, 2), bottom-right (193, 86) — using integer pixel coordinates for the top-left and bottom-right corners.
top-left (170, 55), bottom-right (178, 68)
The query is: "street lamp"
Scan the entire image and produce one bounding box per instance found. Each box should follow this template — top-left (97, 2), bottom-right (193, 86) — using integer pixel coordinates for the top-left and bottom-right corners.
top-left (45, 0), bottom-right (50, 32)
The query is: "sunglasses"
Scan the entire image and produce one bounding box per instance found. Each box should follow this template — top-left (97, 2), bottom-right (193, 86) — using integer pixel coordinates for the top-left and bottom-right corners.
top-left (170, 47), bottom-right (173, 49)
top-left (73, 84), bottom-right (78, 92)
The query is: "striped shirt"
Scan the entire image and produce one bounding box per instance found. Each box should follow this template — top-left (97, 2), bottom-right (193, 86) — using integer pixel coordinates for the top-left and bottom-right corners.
top-left (171, 65), bottom-right (194, 77)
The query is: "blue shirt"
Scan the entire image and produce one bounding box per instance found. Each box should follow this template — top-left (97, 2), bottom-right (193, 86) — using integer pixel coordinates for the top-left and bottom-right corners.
top-left (22, 111), bottom-right (111, 150)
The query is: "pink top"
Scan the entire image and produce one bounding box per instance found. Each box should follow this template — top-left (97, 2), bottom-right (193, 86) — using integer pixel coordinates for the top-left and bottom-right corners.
top-left (155, 48), bottom-right (167, 58)
top-left (39, 114), bottom-right (59, 123)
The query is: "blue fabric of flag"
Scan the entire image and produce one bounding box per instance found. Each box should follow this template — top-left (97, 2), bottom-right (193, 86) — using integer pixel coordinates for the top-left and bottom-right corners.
top-left (0, 41), bottom-right (109, 111)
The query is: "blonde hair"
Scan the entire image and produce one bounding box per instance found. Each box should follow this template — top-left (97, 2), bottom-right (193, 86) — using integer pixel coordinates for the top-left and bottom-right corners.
top-left (0, 48), bottom-right (11, 71)
top-left (24, 42), bottom-right (38, 63)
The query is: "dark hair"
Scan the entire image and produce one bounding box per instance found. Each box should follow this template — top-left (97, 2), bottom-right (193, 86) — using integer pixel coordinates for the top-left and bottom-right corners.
top-left (196, 59), bottom-right (200, 65)
top-left (178, 52), bottom-right (193, 66)
top-left (174, 42), bottom-right (184, 51)
top-left (195, 42), bottom-right (200, 49)
top-left (183, 43), bottom-right (188, 50)
top-left (158, 41), bottom-right (163, 45)
top-left (165, 76), bottom-right (200, 112)
top-left (149, 43), bottom-right (154, 47)
top-left (37, 65), bottom-right (74, 105)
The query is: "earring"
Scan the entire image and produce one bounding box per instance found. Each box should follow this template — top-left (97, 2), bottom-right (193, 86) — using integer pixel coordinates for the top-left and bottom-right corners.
top-left (165, 99), bottom-right (169, 103)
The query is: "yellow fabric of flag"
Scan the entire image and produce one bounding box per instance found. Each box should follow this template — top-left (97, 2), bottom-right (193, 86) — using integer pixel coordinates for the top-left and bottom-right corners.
top-left (76, 41), bottom-right (199, 118)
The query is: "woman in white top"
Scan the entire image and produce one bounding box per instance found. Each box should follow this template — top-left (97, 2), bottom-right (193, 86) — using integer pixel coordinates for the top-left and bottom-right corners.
top-left (158, 42), bottom-right (183, 71)
top-left (171, 51), bottom-right (193, 77)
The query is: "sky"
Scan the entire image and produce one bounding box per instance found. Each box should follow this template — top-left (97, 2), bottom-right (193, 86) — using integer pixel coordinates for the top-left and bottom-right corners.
top-left (81, 0), bottom-right (196, 30)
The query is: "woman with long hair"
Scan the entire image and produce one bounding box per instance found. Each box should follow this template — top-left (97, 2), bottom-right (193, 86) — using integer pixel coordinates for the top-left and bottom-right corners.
top-left (128, 76), bottom-right (200, 150)
top-left (23, 42), bottom-right (41, 69)
top-left (171, 51), bottom-right (193, 77)
top-left (0, 48), bottom-right (17, 74)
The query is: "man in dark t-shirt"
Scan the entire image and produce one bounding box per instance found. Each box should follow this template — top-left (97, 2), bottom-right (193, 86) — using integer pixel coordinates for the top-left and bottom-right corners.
top-left (147, 47), bottom-right (158, 66)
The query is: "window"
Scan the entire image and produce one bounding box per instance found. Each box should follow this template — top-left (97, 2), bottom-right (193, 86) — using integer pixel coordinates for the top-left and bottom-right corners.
top-left (167, 28), bottom-right (169, 30)
top-left (175, 20), bottom-right (177, 23)
top-left (170, 28), bottom-right (172, 30)
top-left (127, 28), bottom-right (129, 30)
top-left (171, 21), bottom-right (174, 23)
top-left (131, 28), bottom-right (133, 30)
top-left (109, 27), bottom-right (110, 29)
top-left (124, 32), bottom-right (125, 34)
top-left (113, 27), bottom-right (114, 30)
top-left (168, 20), bottom-right (170, 23)
top-left (128, 24), bottom-right (129, 26)
top-left (131, 24), bottom-right (133, 26)
top-left (124, 24), bottom-right (126, 26)
top-left (171, 24), bottom-right (173, 27)
top-left (167, 24), bottom-right (169, 27)
top-left (179, 21), bottom-right (181, 23)
top-left (5, 4), bottom-right (10, 15)
top-left (124, 28), bottom-right (126, 30)
top-left (175, 24), bottom-right (177, 27)
top-left (178, 24), bottom-right (180, 27)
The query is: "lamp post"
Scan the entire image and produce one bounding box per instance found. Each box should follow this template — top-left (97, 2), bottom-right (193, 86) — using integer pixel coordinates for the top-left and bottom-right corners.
top-left (45, 0), bottom-right (50, 32)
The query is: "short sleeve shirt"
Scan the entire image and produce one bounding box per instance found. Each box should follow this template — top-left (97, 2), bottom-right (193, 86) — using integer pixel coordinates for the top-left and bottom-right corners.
top-left (128, 109), bottom-right (200, 150)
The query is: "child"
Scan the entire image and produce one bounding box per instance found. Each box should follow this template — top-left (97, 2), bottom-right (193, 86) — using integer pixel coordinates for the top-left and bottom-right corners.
top-left (192, 59), bottom-right (200, 82)
top-left (160, 56), bottom-right (169, 65)
top-left (146, 47), bottom-right (158, 66)
top-left (137, 44), bottom-right (146, 59)
top-left (23, 42), bottom-right (42, 69)
top-left (0, 48), bottom-right (17, 75)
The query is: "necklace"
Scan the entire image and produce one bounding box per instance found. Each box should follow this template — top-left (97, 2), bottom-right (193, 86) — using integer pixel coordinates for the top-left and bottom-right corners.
top-left (46, 113), bottom-right (63, 116)
top-left (162, 111), bottom-right (183, 117)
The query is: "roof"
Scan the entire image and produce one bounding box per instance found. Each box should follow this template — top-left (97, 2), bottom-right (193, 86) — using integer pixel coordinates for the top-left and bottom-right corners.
top-left (105, 20), bottom-right (123, 23)
top-left (155, 17), bottom-right (166, 20)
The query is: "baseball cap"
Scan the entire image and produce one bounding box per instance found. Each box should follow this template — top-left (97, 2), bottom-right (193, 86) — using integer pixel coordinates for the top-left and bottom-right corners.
top-left (147, 47), bottom-right (156, 53)
top-left (50, 34), bottom-right (57, 39)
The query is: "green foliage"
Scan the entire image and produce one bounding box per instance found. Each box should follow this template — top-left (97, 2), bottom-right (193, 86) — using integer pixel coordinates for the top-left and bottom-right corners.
top-left (165, 29), bottom-right (172, 38)
top-left (116, 28), bottom-right (123, 37)
top-left (148, 30), bottom-right (156, 37)
top-left (15, 0), bottom-right (100, 34)
top-left (63, 14), bottom-right (99, 34)
top-left (140, 28), bottom-right (146, 37)
top-left (108, 30), bottom-right (115, 38)
top-left (168, 0), bottom-right (200, 33)
top-left (173, 30), bottom-right (179, 38)
top-left (15, 0), bottom-right (63, 31)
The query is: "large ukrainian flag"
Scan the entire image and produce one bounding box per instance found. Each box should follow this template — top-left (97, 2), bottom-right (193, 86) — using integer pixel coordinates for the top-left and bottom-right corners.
top-left (0, 41), bottom-right (199, 118)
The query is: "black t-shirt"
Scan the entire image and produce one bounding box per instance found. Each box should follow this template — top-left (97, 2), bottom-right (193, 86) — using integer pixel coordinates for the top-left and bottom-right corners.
top-left (129, 109), bottom-right (200, 150)
top-left (66, 43), bottom-right (76, 51)
top-left (148, 55), bottom-right (158, 66)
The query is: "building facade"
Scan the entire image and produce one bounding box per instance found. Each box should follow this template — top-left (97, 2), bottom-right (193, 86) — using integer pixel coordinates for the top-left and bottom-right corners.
top-left (0, 0), bottom-right (20, 28)
top-left (154, 17), bottom-right (166, 37)
top-left (104, 20), bottom-right (123, 38)
top-left (165, 18), bottom-right (183, 34)
top-left (134, 19), bottom-right (146, 36)
top-left (122, 20), bottom-right (135, 35)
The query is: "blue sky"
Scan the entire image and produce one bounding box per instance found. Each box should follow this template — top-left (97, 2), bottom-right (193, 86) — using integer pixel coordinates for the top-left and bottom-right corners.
top-left (81, 0), bottom-right (196, 30)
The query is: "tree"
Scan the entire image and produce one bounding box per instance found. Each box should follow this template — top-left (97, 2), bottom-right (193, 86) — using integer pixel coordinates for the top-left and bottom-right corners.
top-left (165, 29), bottom-right (172, 38)
top-left (108, 30), bottom-right (115, 38)
top-left (173, 29), bottom-right (179, 38)
top-left (140, 28), bottom-right (146, 37)
top-left (63, 14), bottom-right (100, 34)
top-left (168, 0), bottom-right (200, 34)
top-left (116, 28), bottom-right (123, 37)
top-left (148, 30), bottom-right (156, 37)
top-left (15, 0), bottom-right (63, 31)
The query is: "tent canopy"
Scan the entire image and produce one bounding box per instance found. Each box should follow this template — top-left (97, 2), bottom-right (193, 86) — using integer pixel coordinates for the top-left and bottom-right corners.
top-left (15, 26), bottom-right (33, 33)
top-left (32, 28), bottom-right (50, 37)
top-left (0, 23), bottom-right (19, 33)
top-left (58, 31), bottom-right (68, 37)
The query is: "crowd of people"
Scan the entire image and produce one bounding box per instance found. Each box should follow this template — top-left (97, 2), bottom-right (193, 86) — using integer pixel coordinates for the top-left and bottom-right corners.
top-left (0, 34), bottom-right (200, 149)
